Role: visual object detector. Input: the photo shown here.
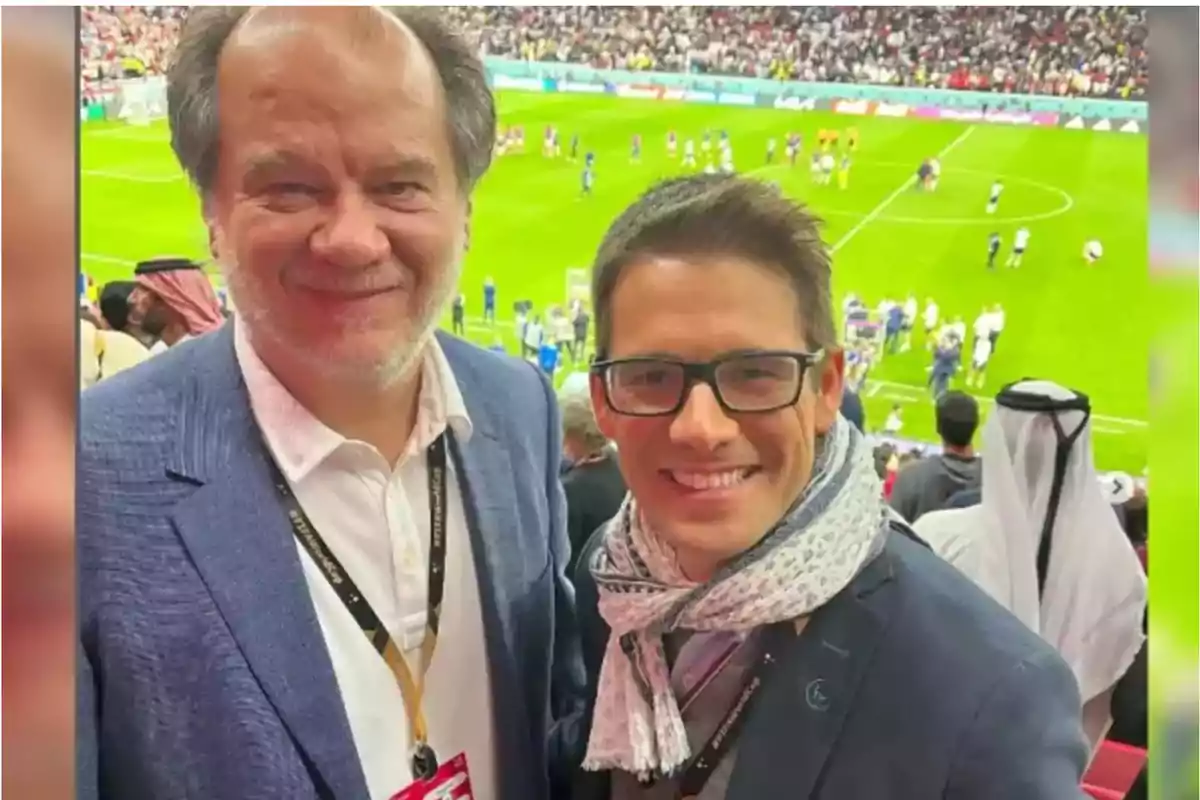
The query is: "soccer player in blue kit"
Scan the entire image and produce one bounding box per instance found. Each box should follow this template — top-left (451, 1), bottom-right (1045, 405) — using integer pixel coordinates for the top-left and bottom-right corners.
top-left (928, 332), bottom-right (962, 399)
top-left (581, 151), bottom-right (595, 196)
top-left (482, 276), bottom-right (496, 325)
top-left (538, 337), bottom-right (560, 379)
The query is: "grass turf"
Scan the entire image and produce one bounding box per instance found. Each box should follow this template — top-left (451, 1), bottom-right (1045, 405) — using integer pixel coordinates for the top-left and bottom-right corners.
top-left (81, 90), bottom-right (1149, 470)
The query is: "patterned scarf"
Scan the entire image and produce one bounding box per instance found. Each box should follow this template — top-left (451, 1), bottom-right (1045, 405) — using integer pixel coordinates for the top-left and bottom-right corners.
top-left (582, 417), bottom-right (887, 779)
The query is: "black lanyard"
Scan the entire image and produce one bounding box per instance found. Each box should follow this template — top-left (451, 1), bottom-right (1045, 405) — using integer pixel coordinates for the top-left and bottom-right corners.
top-left (262, 434), bottom-right (449, 781)
top-left (675, 622), bottom-right (791, 798)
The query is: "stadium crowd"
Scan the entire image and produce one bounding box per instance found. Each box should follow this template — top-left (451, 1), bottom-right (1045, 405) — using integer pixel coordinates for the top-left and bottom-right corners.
top-left (451, 5), bottom-right (1148, 97)
top-left (82, 6), bottom-right (1147, 99)
top-left (79, 6), bottom-right (184, 99)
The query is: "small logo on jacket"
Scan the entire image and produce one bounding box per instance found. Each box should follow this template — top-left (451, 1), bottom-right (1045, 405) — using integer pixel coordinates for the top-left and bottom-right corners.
top-left (805, 678), bottom-right (831, 712)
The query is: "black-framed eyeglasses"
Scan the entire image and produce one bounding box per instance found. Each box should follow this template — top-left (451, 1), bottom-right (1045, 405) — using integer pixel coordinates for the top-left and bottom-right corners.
top-left (591, 349), bottom-right (826, 417)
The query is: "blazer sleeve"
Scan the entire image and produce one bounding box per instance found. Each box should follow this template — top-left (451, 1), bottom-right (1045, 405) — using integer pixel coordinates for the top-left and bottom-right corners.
top-left (530, 365), bottom-right (589, 796)
top-left (945, 648), bottom-right (1091, 799)
top-left (887, 467), bottom-right (920, 524)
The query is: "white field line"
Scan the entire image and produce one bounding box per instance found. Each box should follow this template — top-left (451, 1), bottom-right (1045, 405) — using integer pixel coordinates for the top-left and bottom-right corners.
top-left (829, 124), bottom-right (977, 253)
top-left (82, 169), bottom-right (182, 184)
top-left (864, 378), bottom-right (1146, 428)
top-left (81, 252), bottom-right (136, 266)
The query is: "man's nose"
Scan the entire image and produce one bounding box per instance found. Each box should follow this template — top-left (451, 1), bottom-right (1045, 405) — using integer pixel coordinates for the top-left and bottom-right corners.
top-left (308, 190), bottom-right (391, 268)
top-left (668, 382), bottom-right (740, 450)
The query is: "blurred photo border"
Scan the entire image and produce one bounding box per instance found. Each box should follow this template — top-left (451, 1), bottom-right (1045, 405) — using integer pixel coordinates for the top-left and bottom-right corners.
top-left (2, 6), bottom-right (81, 800)
top-left (1147, 8), bottom-right (1200, 799)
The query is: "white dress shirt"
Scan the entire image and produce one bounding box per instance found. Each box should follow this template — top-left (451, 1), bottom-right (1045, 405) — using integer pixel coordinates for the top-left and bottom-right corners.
top-left (235, 322), bottom-right (496, 800)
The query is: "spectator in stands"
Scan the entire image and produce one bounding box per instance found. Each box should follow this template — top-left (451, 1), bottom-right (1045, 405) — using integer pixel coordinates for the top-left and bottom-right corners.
top-left (912, 380), bottom-right (1146, 754)
top-left (79, 294), bottom-right (149, 388)
top-left (569, 174), bottom-right (1089, 800)
top-left (78, 9), bottom-right (583, 800)
top-left (888, 391), bottom-right (981, 523)
top-left (98, 280), bottom-right (149, 345)
top-left (129, 257), bottom-right (225, 354)
top-left (560, 392), bottom-right (626, 576)
top-left (839, 386), bottom-right (865, 432)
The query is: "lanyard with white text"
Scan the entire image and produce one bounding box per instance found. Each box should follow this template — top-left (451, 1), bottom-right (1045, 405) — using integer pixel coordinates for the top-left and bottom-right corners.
top-left (673, 622), bottom-right (791, 798)
top-left (262, 434), bottom-right (449, 781)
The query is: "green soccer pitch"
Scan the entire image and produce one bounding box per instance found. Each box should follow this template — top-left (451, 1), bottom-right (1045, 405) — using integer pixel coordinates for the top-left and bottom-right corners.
top-left (80, 90), bottom-right (1149, 471)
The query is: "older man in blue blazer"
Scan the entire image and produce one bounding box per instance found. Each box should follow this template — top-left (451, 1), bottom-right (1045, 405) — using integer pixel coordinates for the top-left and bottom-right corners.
top-left (78, 8), bottom-right (583, 800)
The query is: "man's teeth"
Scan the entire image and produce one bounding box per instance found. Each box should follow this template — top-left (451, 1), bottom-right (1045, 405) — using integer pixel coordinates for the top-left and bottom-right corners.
top-left (670, 469), bottom-right (752, 489)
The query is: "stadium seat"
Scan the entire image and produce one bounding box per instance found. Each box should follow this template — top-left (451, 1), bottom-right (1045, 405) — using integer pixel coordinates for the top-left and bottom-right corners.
top-left (1082, 740), bottom-right (1147, 797)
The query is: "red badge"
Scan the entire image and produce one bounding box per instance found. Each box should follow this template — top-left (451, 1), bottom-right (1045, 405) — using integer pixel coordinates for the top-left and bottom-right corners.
top-left (390, 752), bottom-right (473, 800)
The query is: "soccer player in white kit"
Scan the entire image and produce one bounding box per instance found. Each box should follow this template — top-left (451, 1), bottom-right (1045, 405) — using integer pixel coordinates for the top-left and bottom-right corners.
top-left (682, 139), bottom-right (696, 168)
top-left (901, 294), bottom-right (919, 351)
top-left (986, 303), bottom-right (1005, 353)
top-left (967, 333), bottom-right (993, 389)
top-left (986, 179), bottom-right (1004, 214)
top-left (929, 158), bottom-right (942, 191)
top-left (1006, 226), bottom-right (1031, 267)
top-left (940, 315), bottom-right (967, 345)
top-left (720, 143), bottom-right (735, 174)
top-left (922, 298), bottom-right (940, 349)
top-left (819, 152), bottom-right (835, 184)
top-left (1083, 239), bottom-right (1104, 265)
top-left (972, 307), bottom-right (992, 349)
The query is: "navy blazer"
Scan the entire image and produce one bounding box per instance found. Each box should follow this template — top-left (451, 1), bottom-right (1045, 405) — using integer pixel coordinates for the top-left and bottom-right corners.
top-left (77, 325), bottom-right (586, 800)
top-left (569, 526), bottom-right (1091, 800)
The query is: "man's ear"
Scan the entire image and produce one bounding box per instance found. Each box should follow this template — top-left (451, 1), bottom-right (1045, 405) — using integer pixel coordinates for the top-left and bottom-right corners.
top-left (813, 347), bottom-right (845, 434)
top-left (201, 196), bottom-right (221, 261)
top-left (463, 199), bottom-right (472, 252)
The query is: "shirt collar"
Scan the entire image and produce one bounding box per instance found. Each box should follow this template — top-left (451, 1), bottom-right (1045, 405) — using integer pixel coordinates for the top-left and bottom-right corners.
top-left (234, 320), bottom-right (472, 483)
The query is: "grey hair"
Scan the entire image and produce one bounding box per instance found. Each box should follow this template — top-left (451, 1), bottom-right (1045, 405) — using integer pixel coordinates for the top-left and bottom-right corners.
top-left (559, 392), bottom-right (609, 455)
top-left (166, 6), bottom-right (496, 199)
top-left (591, 174), bottom-right (835, 358)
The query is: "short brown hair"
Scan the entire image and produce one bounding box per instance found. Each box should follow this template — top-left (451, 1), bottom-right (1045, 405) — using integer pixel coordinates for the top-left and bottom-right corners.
top-left (167, 6), bottom-right (495, 198)
top-left (591, 174), bottom-right (836, 358)
top-left (559, 392), bottom-right (609, 454)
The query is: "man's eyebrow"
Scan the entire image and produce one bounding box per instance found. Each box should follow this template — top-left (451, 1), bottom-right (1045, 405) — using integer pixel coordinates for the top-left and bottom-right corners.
top-left (241, 150), bottom-right (315, 178)
top-left (366, 154), bottom-right (439, 181)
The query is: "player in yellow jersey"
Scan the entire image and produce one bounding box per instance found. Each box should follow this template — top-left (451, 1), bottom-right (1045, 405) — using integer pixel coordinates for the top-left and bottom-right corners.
top-left (847, 126), bottom-right (859, 152)
top-left (817, 129), bottom-right (828, 152)
top-left (837, 155), bottom-right (852, 190)
top-left (828, 129), bottom-right (839, 152)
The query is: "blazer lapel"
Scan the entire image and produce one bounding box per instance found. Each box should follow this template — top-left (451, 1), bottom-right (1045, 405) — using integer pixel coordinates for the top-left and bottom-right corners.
top-left (166, 327), bottom-right (369, 800)
top-left (727, 546), bottom-right (898, 799)
top-left (440, 338), bottom-right (542, 800)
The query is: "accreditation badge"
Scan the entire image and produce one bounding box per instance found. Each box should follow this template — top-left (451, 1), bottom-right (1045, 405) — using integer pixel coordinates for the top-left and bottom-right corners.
top-left (390, 752), bottom-right (473, 800)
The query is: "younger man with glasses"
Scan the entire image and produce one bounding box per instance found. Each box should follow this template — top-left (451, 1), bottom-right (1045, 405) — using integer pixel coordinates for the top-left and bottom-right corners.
top-left (567, 174), bottom-right (1090, 800)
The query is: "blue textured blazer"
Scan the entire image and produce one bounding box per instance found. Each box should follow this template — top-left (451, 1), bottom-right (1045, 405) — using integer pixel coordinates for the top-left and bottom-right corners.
top-left (77, 325), bottom-right (586, 800)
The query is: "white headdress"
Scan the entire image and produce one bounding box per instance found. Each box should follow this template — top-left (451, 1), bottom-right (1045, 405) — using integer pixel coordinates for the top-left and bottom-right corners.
top-left (977, 380), bottom-right (1146, 715)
